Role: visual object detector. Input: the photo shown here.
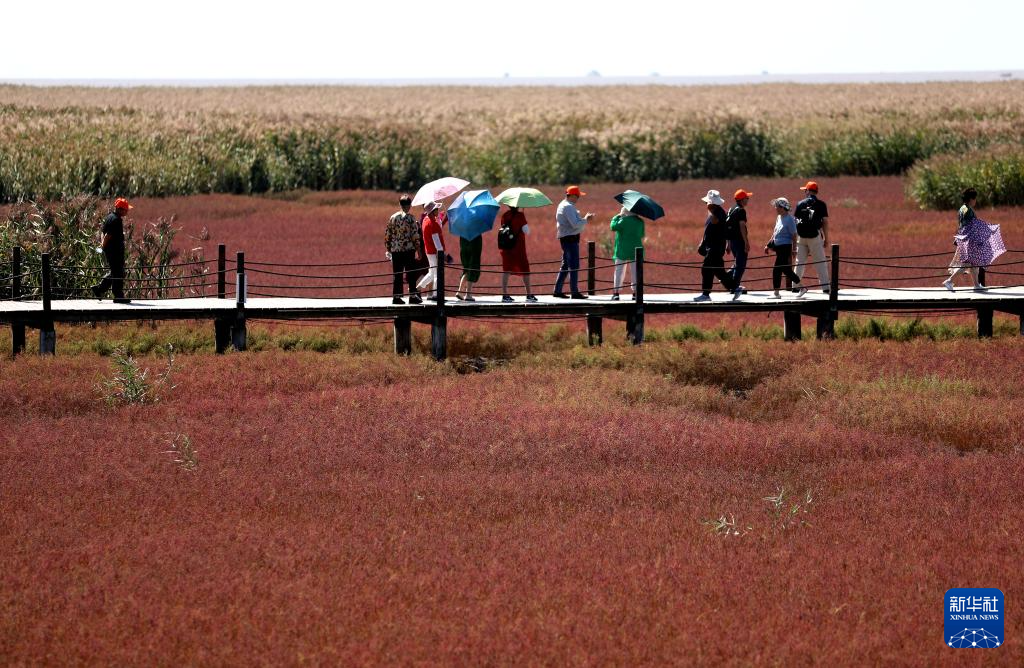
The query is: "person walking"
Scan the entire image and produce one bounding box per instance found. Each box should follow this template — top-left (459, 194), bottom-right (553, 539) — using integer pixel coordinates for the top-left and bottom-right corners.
top-left (91, 197), bottom-right (132, 303)
top-left (385, 194), bottom-right (423, 304)
top-left (454, 231), bottom-right (483, 302)
top-left (765, 197), bottom-right (807, 299)
top-left (694, 190), bottom-right (736, 302)
top-left (944, 187), bottom-right (1005, 290)
top-left (792, 181), bottom-right (831, 292)
top-left (609, 206), bottom-right (645, 300)
top-left (726, 189), bottom-right (752, 300)
top-left (553, 185), bottom-right (594, 299)
top-left (416, 201), bottom-right (452, 301)
top-left (498, 206), bottom-right (536, 302)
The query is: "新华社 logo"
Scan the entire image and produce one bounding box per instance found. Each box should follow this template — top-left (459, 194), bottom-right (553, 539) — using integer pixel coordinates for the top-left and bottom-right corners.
top-left (945, 588), bottom-right (1003, 648)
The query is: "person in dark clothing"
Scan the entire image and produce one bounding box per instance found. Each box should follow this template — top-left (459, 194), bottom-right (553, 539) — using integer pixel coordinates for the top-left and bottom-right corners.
top-left (726, 189), bottom-right (752, 301)
top-left (694, 190), bottom-right (736, 302)
top-left (792, 181), bottom-right (831, 291)
top-left (385, 194), bottom-right (423, 304)
top-left (91, 197), bottom-right (132, 303)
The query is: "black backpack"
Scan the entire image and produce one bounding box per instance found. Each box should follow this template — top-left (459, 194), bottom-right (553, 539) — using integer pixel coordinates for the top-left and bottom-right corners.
top-left (795, 201), bottom-right (820, 238)
top-left (497, 223), bottom-right (517, 250)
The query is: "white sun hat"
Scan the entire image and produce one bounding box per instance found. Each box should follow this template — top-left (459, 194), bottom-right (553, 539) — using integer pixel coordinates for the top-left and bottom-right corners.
top-left (771, 197), bottom-right (791, 211)
top-left (701, 189), bottom-right (725, 206)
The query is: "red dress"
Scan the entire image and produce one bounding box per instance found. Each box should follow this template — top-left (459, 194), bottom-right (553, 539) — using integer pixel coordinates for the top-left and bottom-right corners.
top-left (499, 209), bottom-right (530, 275)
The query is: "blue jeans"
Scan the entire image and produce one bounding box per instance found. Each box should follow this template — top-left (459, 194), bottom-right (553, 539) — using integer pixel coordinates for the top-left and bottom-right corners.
top-left (554, 237), bottom-right (580, 294)
top-left (729, 248), bottom-right (747, 287)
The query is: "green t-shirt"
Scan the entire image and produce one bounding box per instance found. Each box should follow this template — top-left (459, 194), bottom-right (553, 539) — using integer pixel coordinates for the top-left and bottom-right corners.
top-left (610, 214), bottom-right (645, 261)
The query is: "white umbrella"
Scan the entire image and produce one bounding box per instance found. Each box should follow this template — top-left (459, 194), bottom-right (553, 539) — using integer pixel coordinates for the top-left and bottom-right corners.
top-left (411, 176), bottom-right (471, 206)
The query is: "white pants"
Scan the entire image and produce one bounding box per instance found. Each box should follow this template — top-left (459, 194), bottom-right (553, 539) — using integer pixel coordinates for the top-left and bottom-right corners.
top-left (416, 254), bottom-right (439, 295)
top-left (613, 261), bottom-right (636, 293)
top-left (795, 235), bottom-right (829, 289)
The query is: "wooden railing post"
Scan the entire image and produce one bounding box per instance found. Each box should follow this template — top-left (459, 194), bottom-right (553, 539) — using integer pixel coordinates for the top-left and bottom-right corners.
top-left (627, 247), bottom-right (644, 345)
top-left (586, 240), bottom-right (602, 346)
top-left (232, 251), bottom-right (247, 351)
top-left (431, 253), bottom-right (447, 361)
top-left (817, 243), bottom-right (839, 340)
top-left (39, 253), bottom-right (56, 355)
top-left (587, 240), bottom-right (596, 295)
top-left (11, 248), bottom-right (25, 355)
top-left (217, 243), bottom-right (226, 299)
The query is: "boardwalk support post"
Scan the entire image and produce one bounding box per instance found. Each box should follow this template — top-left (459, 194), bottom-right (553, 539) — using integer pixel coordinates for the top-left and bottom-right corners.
top-left (817, 243), bottom-right (840, 340)
top-left (586, 240), bottom-right (602, 346)
top-left (977, 306), bottom-right (994, 338)
top-left (626, 247), bottom-right (644, 345)
top-left (217, 243), bottom-right (226, 299)
top-left (431, 253), bottom-right (447, 361)
top-left (232, 251), bottom-right (247, 351)
top-left (39, 253), bottom-right (56, 355)
top-left (11, 248), bottom-right (25, 356)
top-left (783, 311), bottom-right (802, 342)
top-left (394, 317), bottom-right (412, 355)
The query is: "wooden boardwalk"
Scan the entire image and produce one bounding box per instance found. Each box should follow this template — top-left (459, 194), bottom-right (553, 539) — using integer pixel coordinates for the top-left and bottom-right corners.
top-left (4, 244), bottom-right (1024, 357)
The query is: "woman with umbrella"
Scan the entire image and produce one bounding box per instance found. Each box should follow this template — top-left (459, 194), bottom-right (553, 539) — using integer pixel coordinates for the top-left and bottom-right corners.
top-left (496, 188), bottom-right (552, 303)
top-left (448, 190), bottom-right (501, 302)
top-left (499, 205), bottom-right (536, 303)
top-left (609, 190), bottom-right (661, 300)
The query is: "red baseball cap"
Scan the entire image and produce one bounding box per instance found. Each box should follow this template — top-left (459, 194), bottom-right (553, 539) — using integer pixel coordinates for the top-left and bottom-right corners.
top-left (734, 189), bottom-right (753, 200)
top-left (114, 197), bottom-right (134, 210)
top-left (799, 181), bottom-right (819, 192)
top-left (566, 185), bottom-right (586, 197)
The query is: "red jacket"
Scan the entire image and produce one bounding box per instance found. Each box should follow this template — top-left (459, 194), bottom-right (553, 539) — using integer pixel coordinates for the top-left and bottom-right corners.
top-left (422, 212), bottom-right (445, 255)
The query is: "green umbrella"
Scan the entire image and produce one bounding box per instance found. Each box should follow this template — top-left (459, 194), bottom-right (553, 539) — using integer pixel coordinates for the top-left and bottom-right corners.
top-left (614, 190), bottom-right (665, 220)
top-left (496, 187), bottom-right (553, 208)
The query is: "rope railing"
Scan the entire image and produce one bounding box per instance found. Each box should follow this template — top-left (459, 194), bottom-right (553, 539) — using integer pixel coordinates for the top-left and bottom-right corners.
top-left (7, 247), bottom-right (1024, 304)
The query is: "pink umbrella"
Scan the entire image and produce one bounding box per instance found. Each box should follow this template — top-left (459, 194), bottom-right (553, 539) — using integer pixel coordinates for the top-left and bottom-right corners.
top-left (411, 176), bottom-right (470, 206)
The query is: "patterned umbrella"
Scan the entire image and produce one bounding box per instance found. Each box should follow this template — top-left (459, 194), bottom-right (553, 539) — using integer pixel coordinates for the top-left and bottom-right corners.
top-left (447, 190), bottom-right (500, 240)
top-left (412, 176), bottom-right (470, 206)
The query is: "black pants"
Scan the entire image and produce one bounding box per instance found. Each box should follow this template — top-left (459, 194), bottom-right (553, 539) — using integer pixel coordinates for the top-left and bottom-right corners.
top-left (94, 253), bottom-right (125, 299)
top-left (391, 251), bottom-right (420, 296)
top-left (772, 244), bottom-right (801, 290)
top-left (701, 253), bottom-right (735, 294)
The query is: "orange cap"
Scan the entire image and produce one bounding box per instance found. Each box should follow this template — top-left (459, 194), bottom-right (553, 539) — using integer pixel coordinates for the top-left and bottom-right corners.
top-left (734, 189), bottom-right (753, 201)
top-left (799, 181), bottom-right (819, 192)
top-left (565, 185), bottom-right (586, 197)
top-left (114, 197), bottom-right (134, 211)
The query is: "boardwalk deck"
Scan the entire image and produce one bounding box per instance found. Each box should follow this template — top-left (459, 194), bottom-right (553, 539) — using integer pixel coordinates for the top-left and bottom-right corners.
top-left (2, 286), bottom-right (1023, 322)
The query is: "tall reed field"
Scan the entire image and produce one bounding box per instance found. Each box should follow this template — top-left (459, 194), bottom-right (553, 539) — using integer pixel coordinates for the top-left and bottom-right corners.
top-left (3, 82), bottom-right (1024, 205)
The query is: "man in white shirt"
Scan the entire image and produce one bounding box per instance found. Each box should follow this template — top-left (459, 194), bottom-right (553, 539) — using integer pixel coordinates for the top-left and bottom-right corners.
top-left (553, 185), bottom-right (595, 299)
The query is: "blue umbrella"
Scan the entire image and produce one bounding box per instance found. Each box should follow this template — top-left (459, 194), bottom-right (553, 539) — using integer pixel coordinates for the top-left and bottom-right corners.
top-left (614, 190), bottom-right (665, 221)
top-left (446, 189), bottom-right (500, 240)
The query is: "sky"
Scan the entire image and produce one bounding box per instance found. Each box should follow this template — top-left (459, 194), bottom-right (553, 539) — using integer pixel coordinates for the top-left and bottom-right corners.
top-left (4, 0), bottom-right (1023, 80)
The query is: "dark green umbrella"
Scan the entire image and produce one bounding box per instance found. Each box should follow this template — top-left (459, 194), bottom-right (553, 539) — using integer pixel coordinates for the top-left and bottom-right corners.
top-left (614, 190), bottom-right (665, 220)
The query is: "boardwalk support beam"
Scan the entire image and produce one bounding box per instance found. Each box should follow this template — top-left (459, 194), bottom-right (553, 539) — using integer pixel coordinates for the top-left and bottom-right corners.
top-left (10, 248), bottom-right (25, 356)
top-left (784, 311), bottom-right (802, 342)
top-left (977, 306), bottom-right (994, 338)
top-left (394, 317), bottom-right (412, 355)
top-left (431, 253), bottom-right (447, 361)
top-left (586, 240), bottom-right (602, 346)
